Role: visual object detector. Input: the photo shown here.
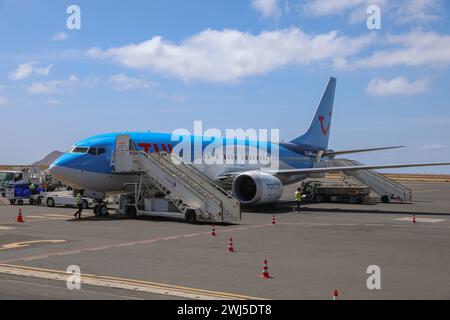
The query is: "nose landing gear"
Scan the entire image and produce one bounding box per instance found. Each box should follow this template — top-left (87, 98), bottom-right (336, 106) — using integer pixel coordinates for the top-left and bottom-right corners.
top-left (93, 203), bottom-right (109, 216)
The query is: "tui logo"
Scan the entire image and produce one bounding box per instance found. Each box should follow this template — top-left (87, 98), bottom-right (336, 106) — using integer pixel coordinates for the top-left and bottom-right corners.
top-left (319, 112), bottom-right (332, 136)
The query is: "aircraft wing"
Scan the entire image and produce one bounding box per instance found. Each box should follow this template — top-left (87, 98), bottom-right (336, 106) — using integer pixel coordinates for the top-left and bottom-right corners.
top-left (264, 162), bottom-right (450, 175)
top-left (324, 146), bottom-right (404, 157)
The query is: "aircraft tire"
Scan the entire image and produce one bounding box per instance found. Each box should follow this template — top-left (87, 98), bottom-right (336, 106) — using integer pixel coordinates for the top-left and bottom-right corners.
top-left (185, 210), bottom-right (197, 224)
top-left (126, 205), bottom-right (137, 219)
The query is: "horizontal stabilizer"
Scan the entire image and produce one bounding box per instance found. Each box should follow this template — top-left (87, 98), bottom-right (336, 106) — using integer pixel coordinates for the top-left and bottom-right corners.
top-left (325, 146), bottom-right (405, 157)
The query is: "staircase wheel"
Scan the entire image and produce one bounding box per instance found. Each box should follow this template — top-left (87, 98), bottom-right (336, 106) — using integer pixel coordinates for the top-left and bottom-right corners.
top-left (126, 205), bottom-right (137, 219)
top-left (185, 210), bottom-right (197, 224)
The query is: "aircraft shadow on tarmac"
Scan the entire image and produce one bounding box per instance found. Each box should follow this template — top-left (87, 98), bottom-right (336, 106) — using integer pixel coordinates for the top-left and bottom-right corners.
top-left (67, 214), bottom-right (238, 226)
top-left (243, 200), bottom-right (450, 216)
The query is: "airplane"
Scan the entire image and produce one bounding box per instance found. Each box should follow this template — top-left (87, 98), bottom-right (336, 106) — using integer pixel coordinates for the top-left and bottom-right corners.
top-left (49, 77), bottom-right (450, 210)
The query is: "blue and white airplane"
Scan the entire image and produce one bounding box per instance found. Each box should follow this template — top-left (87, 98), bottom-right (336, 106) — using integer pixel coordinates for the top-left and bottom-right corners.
top-left (49, 77), bottom-right (450, 205)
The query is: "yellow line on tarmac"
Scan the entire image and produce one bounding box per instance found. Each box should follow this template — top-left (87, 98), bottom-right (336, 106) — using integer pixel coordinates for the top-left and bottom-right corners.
top-left (0, 264), bottom-right (265, 300)
top-left (0, 226), bottom-right (15, 230)
top-left (0, 240), bottom-right (66, 251)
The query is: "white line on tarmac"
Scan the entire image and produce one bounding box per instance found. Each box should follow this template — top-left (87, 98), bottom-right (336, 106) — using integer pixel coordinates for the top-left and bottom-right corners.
top-left (395, 217), bottom-right (446, 223)
top-left (45, 214), bottom-right (73, 218)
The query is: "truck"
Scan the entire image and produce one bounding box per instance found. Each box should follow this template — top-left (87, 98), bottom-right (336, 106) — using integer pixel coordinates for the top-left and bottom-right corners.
top-left (0, 171), bottom-right (23, 197)
top-left (302, 180), bottom-right (371, 204)
top-left (5, 181), bottom-right (44, 205)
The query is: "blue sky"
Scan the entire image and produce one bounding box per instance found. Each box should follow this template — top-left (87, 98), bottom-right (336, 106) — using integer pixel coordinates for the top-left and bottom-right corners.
top-left (1, 0), bottom-right (450, 173)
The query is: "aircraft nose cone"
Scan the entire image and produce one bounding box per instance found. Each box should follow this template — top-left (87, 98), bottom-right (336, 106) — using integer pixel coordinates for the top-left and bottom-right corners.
top-left (49, 163), bottom-right (64, 180)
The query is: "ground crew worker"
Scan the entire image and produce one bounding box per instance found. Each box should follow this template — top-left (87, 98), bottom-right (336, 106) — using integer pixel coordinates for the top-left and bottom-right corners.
top-left (74, 192), bottom-right (83, 219)
top-left (294, 187), bottom-right (302, 212)
top-left (29, 182), bottom-right (36, 195)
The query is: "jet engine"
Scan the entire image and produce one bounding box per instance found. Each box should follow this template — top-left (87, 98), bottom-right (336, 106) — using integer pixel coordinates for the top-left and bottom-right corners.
top-left (232, 172), bottom-right (283, 205)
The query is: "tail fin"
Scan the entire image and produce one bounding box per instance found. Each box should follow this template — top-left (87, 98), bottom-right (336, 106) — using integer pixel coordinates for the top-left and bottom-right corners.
top-left (290, 77), bottom-right (336, 150)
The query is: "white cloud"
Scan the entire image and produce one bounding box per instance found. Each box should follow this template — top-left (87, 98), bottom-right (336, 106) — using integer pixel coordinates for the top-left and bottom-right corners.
top-left (251, 0), bottom-right (281, 18)
top-left (366, 77), bottom-right (430, 96)
top-left (8, 62), bottom-right (35, 80)
top-left (391, 0), bottom-right (441, 24)
top-left (52, 32), bottom-right (68, 41)
top-left (88, 28), bottom-right (372, 83)
top-left (357, 30), bottom-right (450, 69)
top-left (35, 64), bottom-right (53, 76)
top-left (109, 73), bottom-right (157, 91)
top-left (28, 75), bottom-right (79, 94)
top-left (301, 0), bottom-right (441, 25)
top-left (420, 144), bottom-right (446, 150)
top-left (303, 0), bottom-right (369, 17)
top-left (8, 62), bottom-right (53, 80)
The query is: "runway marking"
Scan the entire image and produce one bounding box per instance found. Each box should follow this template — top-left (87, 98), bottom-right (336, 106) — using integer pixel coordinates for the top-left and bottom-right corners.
top-left (0, 264), bottom-right (265, 300)
top-left (45, 214), bottom-right (73, 218)
top-left (0, 278), bottom-right (144, 300)
top-left (0, 226), bottom-right (15, 230)
top-left (27, 215), bottom-right (52, 219)
top-left (395, 217), bottom-right (446, 223)
top-left (0, 240), bottom-right (66, 251)
top-left (0, 216), bottom-right (69, 225)
top-left (0, 224), bottom-right (273, 264)
top-left (0, 198), bottom-right (10, 205)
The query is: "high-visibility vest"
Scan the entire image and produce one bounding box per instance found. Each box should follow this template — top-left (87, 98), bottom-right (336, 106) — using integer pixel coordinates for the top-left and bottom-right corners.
top-left (75, 193), bottom-right (82, 205)
top-left (295, 191), bottom-right (302, 201)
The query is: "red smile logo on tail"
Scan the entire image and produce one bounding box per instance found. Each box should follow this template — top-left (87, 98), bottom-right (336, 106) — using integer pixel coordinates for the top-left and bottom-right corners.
top-left (319, 112), bottom-right (332, 136)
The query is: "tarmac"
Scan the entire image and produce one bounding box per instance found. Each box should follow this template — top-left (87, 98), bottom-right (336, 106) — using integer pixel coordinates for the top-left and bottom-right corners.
top-left (0, 181), bottom-right (449, 300)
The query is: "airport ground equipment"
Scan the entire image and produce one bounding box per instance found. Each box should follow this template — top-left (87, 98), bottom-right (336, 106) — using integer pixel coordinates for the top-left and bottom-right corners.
top-left (111, 134), bottom-right (241, 224)
top-left (303, 180), bottom-right (371, 204)
top-left (39, 191), bottom-right (93, 209)
top-left (0, 170), bottom-right (23, 196)
top-left (325, 159), bottom-right (413, 203)
top-left (5, 181), bottom-right (44, 205)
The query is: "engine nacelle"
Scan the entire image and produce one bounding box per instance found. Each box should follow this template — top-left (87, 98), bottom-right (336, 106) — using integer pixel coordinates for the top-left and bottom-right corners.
top-left (232, 172), bottom-right (283, 205)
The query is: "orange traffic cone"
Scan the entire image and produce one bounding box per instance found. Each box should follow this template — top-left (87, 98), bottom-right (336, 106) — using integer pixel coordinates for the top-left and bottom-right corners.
top-left (333, 289), bottom-right (339, 300)
top-left (17, 208), bottom-right (24, 223)
top-left (210, 225), bottom-right (216, 237)
top-left (412, 214), bottom-right (416, 224)
top-left (260, 259), bottom-right (272, 279)
top-left (227, 238), bottom-right (235, 252)
top-left (271, 215), bottom-right (276, 225)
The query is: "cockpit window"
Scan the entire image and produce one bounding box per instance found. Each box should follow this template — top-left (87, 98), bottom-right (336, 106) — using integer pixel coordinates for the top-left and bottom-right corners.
top-left (72, 147), bottom-right (89, 153)
top-left (97, 147), bottom-right (106, 155)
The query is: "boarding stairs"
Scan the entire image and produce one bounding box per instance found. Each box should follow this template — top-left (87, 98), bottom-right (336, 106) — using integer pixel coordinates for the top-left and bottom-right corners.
top-left (326, 158), bottom-right (413, 203)
top-left (111, 135), bottom-right (240, 222)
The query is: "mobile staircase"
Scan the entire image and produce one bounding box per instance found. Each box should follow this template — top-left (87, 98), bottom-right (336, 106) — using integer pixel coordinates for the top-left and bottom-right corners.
top-left (110, 135), bottom-right (241, 223)
top-left (326, 158), bottom-right (413, 203)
